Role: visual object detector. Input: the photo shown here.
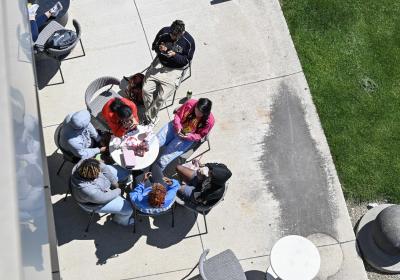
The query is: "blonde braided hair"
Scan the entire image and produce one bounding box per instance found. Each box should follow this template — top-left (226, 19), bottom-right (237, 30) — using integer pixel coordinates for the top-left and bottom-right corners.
top-left (77, 159), bottom-right (101, 181)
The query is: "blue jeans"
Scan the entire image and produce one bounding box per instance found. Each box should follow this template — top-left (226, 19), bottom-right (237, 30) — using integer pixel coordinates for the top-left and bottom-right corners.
top-left (156, 122), bottom-right (194, 170)
top-left (108, 165), bottom-right (131, 183)
top-left (98, 196), bottom-right (133, 226)
top-left (99, 165), bottom-right (133, 225)
top-left (30, 14), bottom-right (48, 42)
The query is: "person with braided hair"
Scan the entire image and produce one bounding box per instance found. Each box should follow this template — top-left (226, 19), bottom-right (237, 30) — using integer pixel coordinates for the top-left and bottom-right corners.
top-left (71, 158), bottom-right (133, 226)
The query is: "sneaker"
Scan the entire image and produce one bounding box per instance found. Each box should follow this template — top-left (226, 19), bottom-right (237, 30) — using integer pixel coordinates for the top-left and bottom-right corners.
top-left (49, 1), bottom-right (63, 17)
top-left (27, 3), bottom-right (39, 19)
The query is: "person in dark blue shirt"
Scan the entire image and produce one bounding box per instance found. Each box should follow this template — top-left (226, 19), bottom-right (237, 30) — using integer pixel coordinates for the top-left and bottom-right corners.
top-left (142, 20), bottom-right (196, 125)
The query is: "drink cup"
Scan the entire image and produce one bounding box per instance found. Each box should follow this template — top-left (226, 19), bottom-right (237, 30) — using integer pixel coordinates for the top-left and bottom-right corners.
top-left (113, 138), bottom-right (122, 149)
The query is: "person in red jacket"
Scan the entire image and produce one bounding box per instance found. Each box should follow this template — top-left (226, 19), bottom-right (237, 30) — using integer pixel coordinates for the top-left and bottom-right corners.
top-left (102, 97), bottom-right (139, 137)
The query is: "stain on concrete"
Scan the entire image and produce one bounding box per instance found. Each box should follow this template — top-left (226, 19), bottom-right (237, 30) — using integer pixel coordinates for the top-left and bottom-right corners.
top-left (260, 81), bottom-right (338, 238)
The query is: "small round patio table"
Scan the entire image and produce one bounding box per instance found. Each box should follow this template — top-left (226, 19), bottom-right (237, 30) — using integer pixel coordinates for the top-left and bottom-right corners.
top-left (109, 125), bottom-right (159, 171)
top-left (268, 235), bottom-right (320, 280)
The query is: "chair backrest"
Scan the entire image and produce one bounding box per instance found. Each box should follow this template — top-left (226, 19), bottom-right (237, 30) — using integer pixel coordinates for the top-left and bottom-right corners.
top-left (133, 197), bottom-right (176, 217)
top-left (183, 182), bottom-right (228, 214)
top-left (54, 122), bottom-right (78, 162)
top-left (85, 76), bottom-right (121, 109)
top-left (199, 249), bottom-right (246, 280)
top-left (199, 249), bottom-right (210, 278)
top-left (46, 19), bottom-right (82, 58)
top-left (34, 20), bottom-right (65, 51)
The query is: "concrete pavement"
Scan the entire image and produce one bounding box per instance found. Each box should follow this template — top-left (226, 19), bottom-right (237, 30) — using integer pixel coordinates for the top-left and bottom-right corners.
top-left (38, 0), bottom-right (367, 279)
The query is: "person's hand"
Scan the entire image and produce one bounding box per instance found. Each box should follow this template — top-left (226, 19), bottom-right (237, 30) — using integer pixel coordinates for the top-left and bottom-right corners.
top-left (142, 172), bottom-right (152, 183)
top-left (192, 158), bottom-right (201, 168)
top-left (100, 133), bottom-right (111, 146)
top-left (159, 43), bottom-right (167, 52)
top-left (100, 146), bottom-right (107, 153)
top-left (131, 119), bottom-right (139, 129)
top-left (178, 131), bottom-right (187, 139)
top-left (163, 177), bottom-right (173, 185)
top-left (166, 50), bottom-right (176, 57)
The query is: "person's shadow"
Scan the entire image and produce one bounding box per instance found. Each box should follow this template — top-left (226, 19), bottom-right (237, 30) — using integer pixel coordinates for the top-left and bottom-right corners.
top-left (52, 191), bottom-right (197, 264)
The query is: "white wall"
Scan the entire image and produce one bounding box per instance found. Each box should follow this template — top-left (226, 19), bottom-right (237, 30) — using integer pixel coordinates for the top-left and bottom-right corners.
top-left (0, 1), bottom-right (59, 279)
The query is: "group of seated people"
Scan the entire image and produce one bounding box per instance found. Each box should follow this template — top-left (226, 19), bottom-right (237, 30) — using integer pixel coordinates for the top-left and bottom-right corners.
top-left (59, 96), bottom-right (230, 226)
top-left (55, 18), bottom-right (232, 227)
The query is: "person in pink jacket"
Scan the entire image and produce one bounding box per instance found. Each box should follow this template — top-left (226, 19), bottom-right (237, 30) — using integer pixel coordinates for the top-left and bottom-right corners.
top-left (155, 98), bottom-right (214, 170)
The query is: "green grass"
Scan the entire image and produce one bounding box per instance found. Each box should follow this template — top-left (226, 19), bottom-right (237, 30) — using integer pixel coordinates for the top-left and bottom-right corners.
top-left (280, 0), bottom-right (400, 202)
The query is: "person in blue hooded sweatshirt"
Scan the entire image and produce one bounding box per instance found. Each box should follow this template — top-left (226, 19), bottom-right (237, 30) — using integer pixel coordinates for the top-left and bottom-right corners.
top-left (59, 110), bottom-right (107, 159)
top-left (129, 164), bottom-right (179, 215)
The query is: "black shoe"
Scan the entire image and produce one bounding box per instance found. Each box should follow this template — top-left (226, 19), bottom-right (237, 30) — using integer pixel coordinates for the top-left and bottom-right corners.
top-left (141, 118), bottom-right (151, 125)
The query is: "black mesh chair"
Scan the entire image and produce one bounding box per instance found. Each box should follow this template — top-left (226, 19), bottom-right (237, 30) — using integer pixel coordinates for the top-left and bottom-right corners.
top-left (67, 180), bottom-right (107, 233)
top-left (131, 202), bottom-right (176, 234)
top-left (54, 123), bottom-right (80, 176)
top-left (176, 183), bottom-right (228, 235)
top-left (34, 19), bottom-right (84, 86)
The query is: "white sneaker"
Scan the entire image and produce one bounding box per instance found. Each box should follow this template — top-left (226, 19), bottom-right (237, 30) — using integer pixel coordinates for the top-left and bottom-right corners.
top-left (27, 4), bottom-right (39, 19)
top-left (49, 1), bottom-right (63, 17)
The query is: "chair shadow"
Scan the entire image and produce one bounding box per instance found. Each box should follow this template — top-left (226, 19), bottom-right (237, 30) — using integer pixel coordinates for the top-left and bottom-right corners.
top-left (210, 0), bottom-right (232, 5)
top-left (35, 53), bottom-right (61, 90)
top-left (245, 270), bottom-right (267, 280)
top-left (47, 152), bottom-right (72, 196)
top-left (186, 270), bottom-right (266, 280)
top-left (52, 197), bottom-right (198, 265)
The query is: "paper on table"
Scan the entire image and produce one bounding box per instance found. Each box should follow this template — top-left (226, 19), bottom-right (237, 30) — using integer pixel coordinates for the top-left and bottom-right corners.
top-left (122, 147), bottom-right (136, 168)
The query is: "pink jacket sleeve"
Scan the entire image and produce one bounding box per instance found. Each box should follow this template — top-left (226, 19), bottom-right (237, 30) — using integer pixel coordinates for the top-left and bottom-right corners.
top-left (173, 99), bottom-right (196, 133)
top-left (185, 112), bottom-right (215, 142)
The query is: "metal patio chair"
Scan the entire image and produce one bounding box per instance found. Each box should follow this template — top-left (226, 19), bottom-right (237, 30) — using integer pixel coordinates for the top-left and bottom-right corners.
top-left (199, 249), bottom-right (246, 280)
top-left (85, 76), bottom-right (122, 132)
top-left (131, 202), bottom-right (176, 234)
top-left (176, 183), bottom-right (228, 235)
top-left (53, 123), bottom-right (80, 180)
top-left (34, 19), bottom-right (84, 86)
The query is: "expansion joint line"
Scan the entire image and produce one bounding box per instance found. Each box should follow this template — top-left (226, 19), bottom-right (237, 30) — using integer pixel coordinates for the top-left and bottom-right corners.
top-left (132, 0), bottom-right (153, 60)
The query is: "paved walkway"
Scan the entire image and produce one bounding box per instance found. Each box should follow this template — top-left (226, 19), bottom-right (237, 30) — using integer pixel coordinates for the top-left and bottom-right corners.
top-left (39, 0), bottom-right (367, 279)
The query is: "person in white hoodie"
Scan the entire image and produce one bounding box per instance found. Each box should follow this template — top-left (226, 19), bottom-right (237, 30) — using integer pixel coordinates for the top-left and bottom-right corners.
top-left (59, 110), bottom-right (107, 159)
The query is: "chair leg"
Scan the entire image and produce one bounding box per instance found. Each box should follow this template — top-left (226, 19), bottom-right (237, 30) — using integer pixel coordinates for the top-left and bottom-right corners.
top-left (46, 62), bottom-right (65, 87)
top-left (57, 160), bottom-right (66, 175)
top-left (203, 212), bottom-right (208, 235)
top-left (171, 204), bottom-right (175, 228)
top-left (59, 65), bottom-right (65, 84)
top-left (133, 208), bottom-right (137, 233)
top-left (85, 211), bottom-right (95, 233)
top-left (63, 185), bottom-right (70, 202)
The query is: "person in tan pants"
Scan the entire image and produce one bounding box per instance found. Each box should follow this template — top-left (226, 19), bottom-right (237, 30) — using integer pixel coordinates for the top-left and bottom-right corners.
top-left (142, 20), bottom-right (195, 125)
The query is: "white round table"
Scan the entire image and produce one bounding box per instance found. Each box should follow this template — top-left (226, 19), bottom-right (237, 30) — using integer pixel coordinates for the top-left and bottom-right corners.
top-left (109, 125), bottom-right (159, 170)
top-left (269, 235), bottom-right (320, 280)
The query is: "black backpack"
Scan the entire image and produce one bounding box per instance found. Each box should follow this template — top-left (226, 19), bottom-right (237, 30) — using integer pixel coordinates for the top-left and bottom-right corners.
top-left (45, 29), bottom-right (77, 50)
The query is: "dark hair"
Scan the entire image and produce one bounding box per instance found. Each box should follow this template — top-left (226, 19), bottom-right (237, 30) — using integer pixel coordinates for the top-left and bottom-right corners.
top-left (148, 183), bottom-right (167, 208)
top-left (186, 98), bottom-right (212, 129)
top-left (170, 20), bottom-right (185, 35)
top-left (110, 98), bottom-right (132, 119)
top-left (77, 159), bottom-right (101, 181)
